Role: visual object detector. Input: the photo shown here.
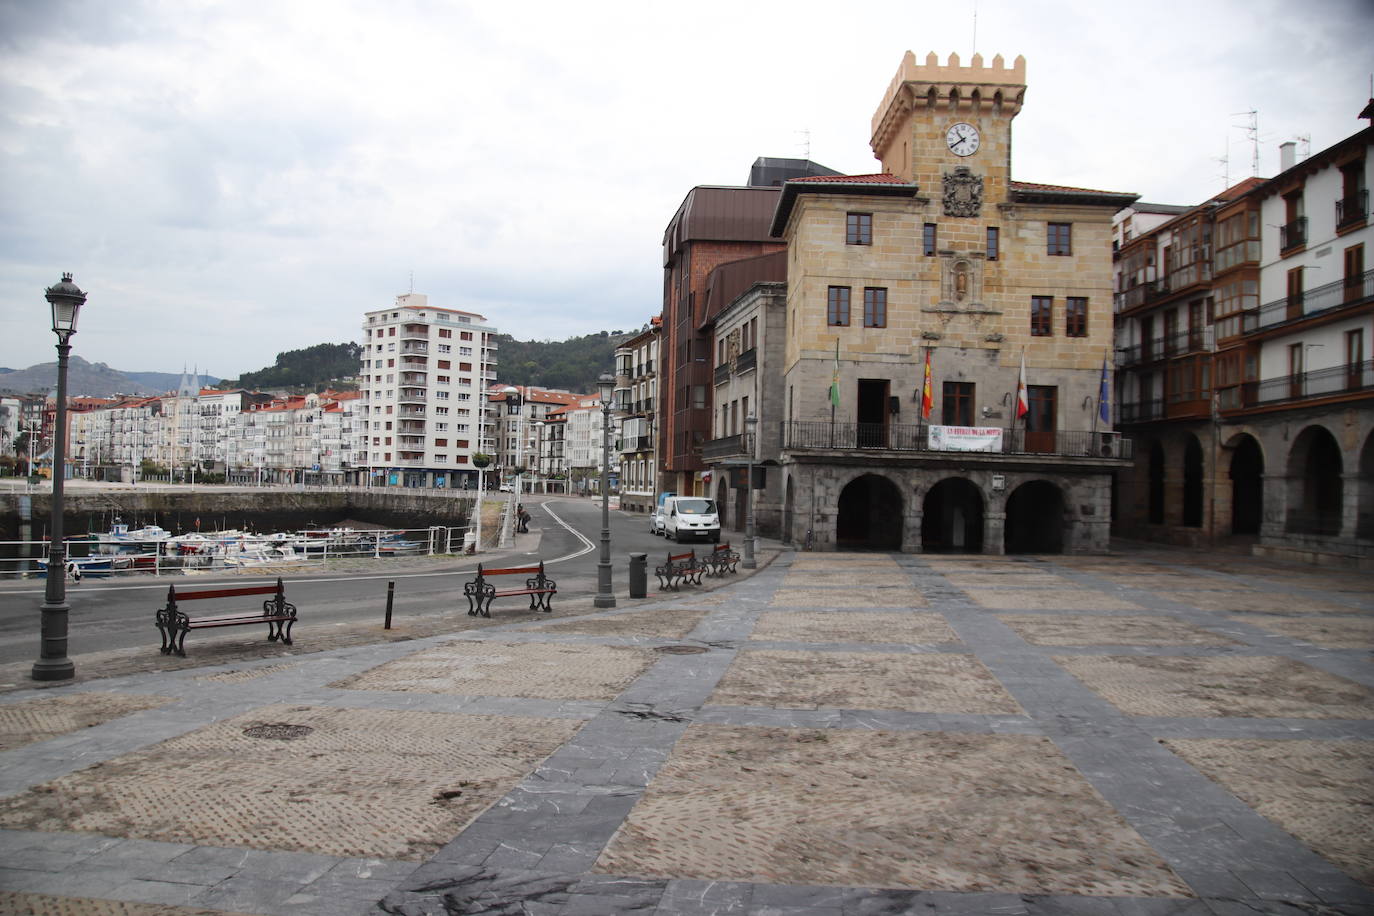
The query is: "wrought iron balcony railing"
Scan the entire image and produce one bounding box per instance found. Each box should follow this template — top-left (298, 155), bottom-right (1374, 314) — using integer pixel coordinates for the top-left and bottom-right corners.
top-left (1240, 268), bottom-right (1372, 334)
top-left (1336, 190), bottom-right (1368, 229)
top-left (1279, 216), bottom-right (1307, 252)
top-left (782, 422), bottom-right (1132, 460)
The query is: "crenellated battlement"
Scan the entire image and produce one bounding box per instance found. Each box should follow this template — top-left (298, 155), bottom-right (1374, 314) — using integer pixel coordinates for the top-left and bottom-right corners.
top-left (871, 51), bottom-right (1027, 157)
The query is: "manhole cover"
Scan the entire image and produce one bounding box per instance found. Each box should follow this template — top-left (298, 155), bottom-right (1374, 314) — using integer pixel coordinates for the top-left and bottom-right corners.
top-left (243, 723), bottom-right (314, 740)
top-left (655, 645), bottom-right (707, 655)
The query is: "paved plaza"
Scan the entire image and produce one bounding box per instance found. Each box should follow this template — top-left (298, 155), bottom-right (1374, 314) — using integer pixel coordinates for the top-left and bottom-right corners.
top-left (0, 543), bottom-right (1370, 915)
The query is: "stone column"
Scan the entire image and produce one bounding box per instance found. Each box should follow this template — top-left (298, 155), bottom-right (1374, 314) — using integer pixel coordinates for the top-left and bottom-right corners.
top-left (983, 510), bottom-right (1006, 554)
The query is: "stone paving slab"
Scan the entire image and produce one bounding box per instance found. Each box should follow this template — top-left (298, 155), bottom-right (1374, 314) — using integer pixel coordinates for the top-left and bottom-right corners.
top-left (0, 693), bottom-right (177, 753)
top-left (789, 554), bottom-right (900, 569)
top-left (1157, 591), bottom-right (1360, 614)
top-left (0, 891), bottom-right (255, 915)
top-left (515, 608), bottom-right (709, 639)
top-left (964, 588), bottom-right (1145, 611)
top-left (770, 586), bottom-right (928, 608)
top-left (749, 610), bottom-right (959, 645)
top-left (595, 725), bottom-right (1192, 897)
top-left (0, 704), bottom-right (581, 861)
top-left (998, 615), bottom-right (1241, 647)
top-left (709, 650), bottom-right (1023, 714)
top-left (1054, 655), bottom-right (1374, 718)
top-left (1160, 738), bottom-right (1374, 887)
top-left (328, 641), bottom-right (657, 699)
top-left (1228, 615), bottom-right (1374, 647)
top-left (780, 568), bottom-right (915, 588)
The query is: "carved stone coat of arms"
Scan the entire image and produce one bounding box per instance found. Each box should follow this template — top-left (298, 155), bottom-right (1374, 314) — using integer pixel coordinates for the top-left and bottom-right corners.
top-left (943, 167), bottom-right (983, 218)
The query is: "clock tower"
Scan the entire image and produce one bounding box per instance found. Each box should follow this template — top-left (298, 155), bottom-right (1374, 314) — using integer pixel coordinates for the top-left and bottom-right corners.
top-left (869, 51), bottom-right (1025, 211)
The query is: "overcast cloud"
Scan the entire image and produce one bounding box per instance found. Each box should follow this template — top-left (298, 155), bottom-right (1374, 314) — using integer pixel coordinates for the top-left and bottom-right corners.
top-left (1, 0), bottom-right (1370, 378)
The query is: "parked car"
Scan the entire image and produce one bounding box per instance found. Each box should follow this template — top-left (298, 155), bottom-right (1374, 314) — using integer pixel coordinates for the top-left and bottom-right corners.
top-left (650, 506), bottom-right (666, 535)
top-left (662, 496), bottom-right (720, 543)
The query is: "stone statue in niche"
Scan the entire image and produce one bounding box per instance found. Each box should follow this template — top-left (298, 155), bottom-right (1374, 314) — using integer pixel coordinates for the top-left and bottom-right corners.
top-left (934, 253), bottom-right (986, 311)
top-left (943, 166), bottom-right (983, 218)
top-left (954, 261), bottom-right (969, 301)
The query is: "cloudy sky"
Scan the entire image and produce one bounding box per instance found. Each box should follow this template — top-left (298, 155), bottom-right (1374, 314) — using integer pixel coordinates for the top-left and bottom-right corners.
top-left (1, 0), bottom-right (1370, 378)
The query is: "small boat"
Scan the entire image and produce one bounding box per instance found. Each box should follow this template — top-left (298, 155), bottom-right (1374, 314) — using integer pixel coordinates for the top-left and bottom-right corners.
top-left (36, 555), bottom-right (115, 578)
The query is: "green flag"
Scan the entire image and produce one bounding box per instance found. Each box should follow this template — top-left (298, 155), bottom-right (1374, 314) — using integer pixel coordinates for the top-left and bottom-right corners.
top-left (828, 338), bottom-right (840, 408)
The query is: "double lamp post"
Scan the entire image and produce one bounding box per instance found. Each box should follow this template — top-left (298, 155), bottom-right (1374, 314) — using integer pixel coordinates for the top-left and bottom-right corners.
top-left (33, 273), bottom-right (87, 682)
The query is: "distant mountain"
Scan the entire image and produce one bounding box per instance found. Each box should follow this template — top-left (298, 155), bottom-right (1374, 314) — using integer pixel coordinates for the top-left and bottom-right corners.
top-left (0, 358), bottom-right (218, 399)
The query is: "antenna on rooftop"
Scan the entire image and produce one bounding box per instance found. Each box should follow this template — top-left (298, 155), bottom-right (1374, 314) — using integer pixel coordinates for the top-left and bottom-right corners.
top-left (408, 271), bottom-right (414, 294)
top-left (1214, 142), bottom-right (1230, 194)
top-left (797, 128), bottom-right (811, 159)
top-left (1231, 109), bottom-right (1259, 177)
top-left (1293, 134), bottom-right (1311, 160)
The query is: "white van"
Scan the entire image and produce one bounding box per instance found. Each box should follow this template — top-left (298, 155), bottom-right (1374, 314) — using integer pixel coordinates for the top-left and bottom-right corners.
top-left (662, 496), bottom-right (720, 543)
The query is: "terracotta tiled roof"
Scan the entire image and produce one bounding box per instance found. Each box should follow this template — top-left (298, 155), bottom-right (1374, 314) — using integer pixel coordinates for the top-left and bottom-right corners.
top-left (1010, 180), bottom-right (1126, 195)
top-left (789, 173), bottom-right (909, 184)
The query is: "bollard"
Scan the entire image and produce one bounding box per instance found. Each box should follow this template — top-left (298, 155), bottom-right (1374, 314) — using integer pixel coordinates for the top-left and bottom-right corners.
top-left (384, 580), bottom-right (395, 629)
top-left (628, 553), bottom-right (647, 599)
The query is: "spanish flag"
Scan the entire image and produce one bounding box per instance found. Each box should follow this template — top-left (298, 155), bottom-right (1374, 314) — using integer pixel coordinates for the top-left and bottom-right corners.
top-left (920, 349), bottom-right (934, 419)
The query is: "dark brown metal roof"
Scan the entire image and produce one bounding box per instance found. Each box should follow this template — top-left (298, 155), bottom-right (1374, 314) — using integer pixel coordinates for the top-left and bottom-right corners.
top-left (700, 251), bottom-right (787, 329)
top-left (663, 186), bottom-right (781, 267)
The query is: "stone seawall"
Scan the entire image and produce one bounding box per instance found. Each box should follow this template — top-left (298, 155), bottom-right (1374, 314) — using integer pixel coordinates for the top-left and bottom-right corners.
top-left (0, 488), bottom-right (476, 540)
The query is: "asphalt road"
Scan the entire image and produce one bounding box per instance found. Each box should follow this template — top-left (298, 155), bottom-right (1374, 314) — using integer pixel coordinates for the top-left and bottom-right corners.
top-left (0, 496), bottom-right (692, 666)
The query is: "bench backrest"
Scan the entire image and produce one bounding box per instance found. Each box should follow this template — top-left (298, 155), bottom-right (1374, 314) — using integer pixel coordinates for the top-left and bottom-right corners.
top-left (168, 577), bottom-right (284, 604)
top-left (667, 551), bottom-right (697, 564)
top-left (713, 542), bottom-right (732, 553)
top-left (476, 561), bottom-right (546, 578)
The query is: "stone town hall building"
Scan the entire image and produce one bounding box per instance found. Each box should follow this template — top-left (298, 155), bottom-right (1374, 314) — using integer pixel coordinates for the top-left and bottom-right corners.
top-left (701, 52), bottom-right (1137, 553)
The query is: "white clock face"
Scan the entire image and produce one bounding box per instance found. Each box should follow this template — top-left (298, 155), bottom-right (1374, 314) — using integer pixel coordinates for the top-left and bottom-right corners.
top-left (946, 122), bottom-right (980, 156)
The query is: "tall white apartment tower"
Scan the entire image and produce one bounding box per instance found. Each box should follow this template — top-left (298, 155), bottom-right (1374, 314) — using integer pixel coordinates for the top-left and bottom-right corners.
top-left (360, 294), bottom-right (499, 488)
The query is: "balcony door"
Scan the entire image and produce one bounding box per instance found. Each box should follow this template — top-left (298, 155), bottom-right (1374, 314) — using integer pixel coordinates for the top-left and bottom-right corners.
top-left (1346, 244), bottom-right (1365, 304)
top-left (857, 379), bottom-right (890, 448)
top-left (1286, 268), bottom-right (1304, 321)
top-left (1025, 386), bottom-right (1057, 454)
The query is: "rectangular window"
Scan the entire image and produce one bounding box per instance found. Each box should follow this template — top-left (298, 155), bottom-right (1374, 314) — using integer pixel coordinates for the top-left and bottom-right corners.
top-left (1047, 222), bottom-right (1072, 256)
top-left (923, 223), bottom-right (937, 257)
top-left (986, 226), bottom-right (999, 261)
top-left (827, 286), bottom-right (851, 326)
top-left (1346, 329), bottom-right (1364, 390)
top-left (438, 344), bottom-right (451, 353)
top-left (437, 360), bottom-right (450, 369)
top-left (1065, 297), bottom-right (1088, 337)
top-left (846, 212), bottom-right (872, 245)
top-left (1031, 296), bottom-right (1053, 336)
top-left (437, 329), bottom-right (451, 338)
top-left (460, 331), bottom-right (473, 341)
top-left (863, 287), bottom-right (887, 328)
top-left (941, 382), bottom-right (975, 425)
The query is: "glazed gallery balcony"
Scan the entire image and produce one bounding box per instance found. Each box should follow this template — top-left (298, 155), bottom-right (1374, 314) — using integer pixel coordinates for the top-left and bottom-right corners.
top-left (781, 422), bottom-right (1133, 460)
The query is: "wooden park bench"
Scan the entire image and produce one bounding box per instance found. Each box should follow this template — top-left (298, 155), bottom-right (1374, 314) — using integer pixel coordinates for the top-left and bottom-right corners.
top-left (654, 550), bottom-right (704, 591)
top-left (155, 577), bottom-right (296, 657)
top-left (464, 561), bottom-right (556, 618)
top-left (704, 541), bottom-right (740, 577)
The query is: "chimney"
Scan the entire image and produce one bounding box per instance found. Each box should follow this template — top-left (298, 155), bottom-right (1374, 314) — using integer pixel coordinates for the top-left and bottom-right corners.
top-left (1279, 141), bottom-right (1296, 172)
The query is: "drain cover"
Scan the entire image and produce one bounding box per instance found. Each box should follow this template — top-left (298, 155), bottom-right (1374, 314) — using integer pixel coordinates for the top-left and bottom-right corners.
top-left (655, 645), bottom-right (707, 655)
top-left (243, 723), bottom-right (314, 740)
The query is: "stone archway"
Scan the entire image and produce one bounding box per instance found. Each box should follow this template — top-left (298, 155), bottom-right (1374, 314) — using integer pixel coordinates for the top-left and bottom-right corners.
top-left (1359, 431), bottom-right (1374, 540)
top-left (836, 473), bottom-right (903, 550)
top-left (1182, 435), bottom-right (1204, 528)
top-left (1228, 434), bottom-right (1264, 535)
top-left (920, 478), bottom-right (985, 553)
top-left (1148, 440), bottom-right (1165, 524)
top-left (1286, 426), bottom-right (1343, 536)
top-left (1005, 480), bottom-right (1066, 554)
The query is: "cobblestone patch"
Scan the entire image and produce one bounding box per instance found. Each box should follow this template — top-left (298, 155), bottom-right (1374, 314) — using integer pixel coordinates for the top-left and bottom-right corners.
top-left (770, 586), bottom-right (925, 608)
top-left (963, 588), bottom-right (1143, 611)
top-left (790, 554), bottom-right (899, 569)
top-left (750, 611), bottom-right (959, 645)
top-left (998, 615), bottom-right (1239, 647)
top-left (1161, 738), bottom-right (1374, 885)
top-left (1229, 614), bottom-right (1374, 648)
top-left (330, 641), bottom-right (657, 699)
top-left (0, 704), bottom-right (580, 860)
top-left (596, 725), bottom-right (1190, 896)
top-left (920, 558), bottom-right (1031, 572)
top-left (195, 663), bottom-right (298, 683)
top-left (1091, 573), bottom-right (1248, 590)
top-left (709, 650), bottom-right (1022, 714)
top-left (1054, 655), bottom-right (1374, 718)
top-left (0, 692), bottom-right (176, 753)
top-left (939, 572), bottom-right (1068, 587)
top-left (1157, 590), bottom-right (1356, 613)
top-left (0, 892), bottom-right (254, 915)
top-left (781, 568), bottom-right (913, 588)
top-left (526, 608), bottom-right (709, 639)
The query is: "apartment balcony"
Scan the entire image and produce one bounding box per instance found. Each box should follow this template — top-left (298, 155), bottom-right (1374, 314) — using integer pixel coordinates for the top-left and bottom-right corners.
top-left (399, 421), bottom-right (426, 434)
top-left (1113, 279), bottom-right (1171, 312)
top-left (713, 363), bottom-right (730, 385)
top-left (392, 457), bottom-right (427, 467)
top-left (400, 372), bottom-right (426, 385)
top-left (1239, 268), bottom-right (1372, 335)
top-left (1336, 190), bottom-right (1368, 229)
top-left (702, 433), bottom-right (753, 461)
top-left (401, 342), bottom-right (429, 355)
top-left (736, 347), bottom-right (757, 374)
top-left (400, 324), bottom-right (428, 340)
top-left (398, 407), bottom-right (426, 418)
top-left (1237, 360), bottom-right (1373, 408)
top-left (1279, 217), bottom-right (1307, 253)
top-left (617, 435), bottom-right (654, 455)
top-left (1118, 328), bottom-right (1212, 367)
top-left (399, 436), bottom-right (425, 447)
top-left (783, 422), bottom-right (1133, 461)
top-left (400, 358), bottom-right (428, 370)
top-left (398, 388), bottom-right (427, 405)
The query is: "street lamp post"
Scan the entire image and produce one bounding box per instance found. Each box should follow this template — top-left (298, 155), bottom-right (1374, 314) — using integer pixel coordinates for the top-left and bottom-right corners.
top-left (594, 373), bottom-right (616, 608)
top-left (743, 413), bottom-right (758, 569)
top-left (33, 273), bottom-right (86, 682)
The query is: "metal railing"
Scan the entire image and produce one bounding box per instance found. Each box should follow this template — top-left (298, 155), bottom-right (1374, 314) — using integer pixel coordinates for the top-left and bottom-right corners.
top-left (782, 422), bottom-right (1132, 459)
top-left (1336, 190), bottom-right (1368, 229)
top-left (702, 433), bottom-right (751, 461)
top-left (1118, 328), bottom-right (1212, 366)
top-left (1241, 268), bottom-right (1372, 333)
top-left (1239, 360), bottom-right (1372, 407)
top-left (1279, 216), bottom-right (1307, 251)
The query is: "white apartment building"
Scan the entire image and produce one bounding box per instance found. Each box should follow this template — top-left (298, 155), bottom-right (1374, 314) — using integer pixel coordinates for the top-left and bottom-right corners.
top-left (360, 294), bottom-right (499, 488)
top-left (613, 321), bottom-right (660, 513)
